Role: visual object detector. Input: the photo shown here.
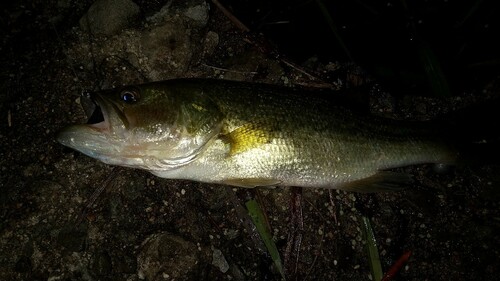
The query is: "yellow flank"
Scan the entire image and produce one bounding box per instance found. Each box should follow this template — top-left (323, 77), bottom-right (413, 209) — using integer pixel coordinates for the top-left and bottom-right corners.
top-left (225, 123), bottom-right (271, 156)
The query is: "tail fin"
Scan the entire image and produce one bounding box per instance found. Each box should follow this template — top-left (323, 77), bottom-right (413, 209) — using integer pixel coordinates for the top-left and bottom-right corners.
top-left (441, 98), bottom-right (500, 165)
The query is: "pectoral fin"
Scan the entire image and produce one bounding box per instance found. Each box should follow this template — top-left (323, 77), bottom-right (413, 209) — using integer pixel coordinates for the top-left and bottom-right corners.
top-left (222, 123), bottom-right (271, 156)
top-left (222, 178), bottom-right (282, 188)
top-left (338, 171), bottom-right (412, 193)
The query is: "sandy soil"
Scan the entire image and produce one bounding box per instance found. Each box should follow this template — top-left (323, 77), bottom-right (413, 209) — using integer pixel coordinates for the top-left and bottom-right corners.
top-left (1, 1), bottom-right (499, 280)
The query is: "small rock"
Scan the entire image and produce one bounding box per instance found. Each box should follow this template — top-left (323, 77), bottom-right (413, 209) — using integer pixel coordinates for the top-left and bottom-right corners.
top-left (140, 19), bottom-right (193, 79)
top-left (184, 2), bottom-right (210, 26)
top-left (80, 0), bottom-right (140, 36)
top-left (202, 31), bottom-right (219, 57)
top-left (147, 0), bottom-right (209, 27)
top-left (137, 232), bottom-right (209, 280)
top-left (211, 247), bottom-right (229, 273)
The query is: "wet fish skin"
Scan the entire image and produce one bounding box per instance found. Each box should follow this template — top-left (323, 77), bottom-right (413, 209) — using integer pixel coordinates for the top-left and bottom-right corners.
top-left (57, 78), bottom-right (456, 190)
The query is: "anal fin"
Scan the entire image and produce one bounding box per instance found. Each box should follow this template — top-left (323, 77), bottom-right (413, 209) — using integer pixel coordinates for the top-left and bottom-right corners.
top-left (338, 171), bottom-right (412, 193)
top-left (222, 178), bottom-right (282, 188)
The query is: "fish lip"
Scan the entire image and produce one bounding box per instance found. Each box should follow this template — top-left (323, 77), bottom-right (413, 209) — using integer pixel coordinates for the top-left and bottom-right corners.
top-left (56, 93), bottom-right (116, 153)
top-left (56, 95), bottom-right (122, 161)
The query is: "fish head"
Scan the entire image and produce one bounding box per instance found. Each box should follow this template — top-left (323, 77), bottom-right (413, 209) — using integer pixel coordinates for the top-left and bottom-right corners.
top-left (57, 82), bottom-right (223, 171)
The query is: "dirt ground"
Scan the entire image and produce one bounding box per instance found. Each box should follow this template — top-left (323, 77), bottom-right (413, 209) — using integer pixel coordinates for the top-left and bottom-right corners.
top-left (1, 1), bottom-right (499, 280)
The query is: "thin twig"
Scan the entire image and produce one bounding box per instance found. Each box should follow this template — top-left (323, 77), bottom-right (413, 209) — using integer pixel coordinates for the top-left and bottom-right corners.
top-left (284, 186), bottom-right (304, 279)
top-left (51, 22), bottom-right (84, 87)
top-left (303, 225), bottom-right (325, 281)
top-left (211, 0), bottom-right (250, 32)
top-left (201, 63), bottom-right (258, 75)
top-left (328, 190), bottom-right (339, 225)
top-left (75, 167), bottom-right (119, 225)
top-left (211, 0), bottom-right (334, 88)
top-left (7, 110), bottom-right (12, 127)
top-left (224, 186), bottom-right (267, 253)
top-left (381, 250), bottom-right (412, 281)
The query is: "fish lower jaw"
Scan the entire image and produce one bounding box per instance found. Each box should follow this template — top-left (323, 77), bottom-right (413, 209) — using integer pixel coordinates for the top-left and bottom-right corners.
top-left (86, 121), bottom-right (110, 133)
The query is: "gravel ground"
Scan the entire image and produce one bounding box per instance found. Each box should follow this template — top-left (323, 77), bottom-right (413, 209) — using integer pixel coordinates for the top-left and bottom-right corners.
top-left (1, 1), bottom-right (499, 280)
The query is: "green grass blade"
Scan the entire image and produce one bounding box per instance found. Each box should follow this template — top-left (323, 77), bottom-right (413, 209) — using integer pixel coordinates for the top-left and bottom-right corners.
top-left (315, 0), bottom-right (353, 61)
top-left (361, 216), bottom-right (383, 281)
top-left (418, 41), bottom-right (451, 97)
top-left (246, 199), bottom-right (286, 279)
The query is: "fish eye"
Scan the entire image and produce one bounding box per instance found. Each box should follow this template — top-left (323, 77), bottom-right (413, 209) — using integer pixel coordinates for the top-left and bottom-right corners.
top-left (120, 88), bottom-right (140, 103)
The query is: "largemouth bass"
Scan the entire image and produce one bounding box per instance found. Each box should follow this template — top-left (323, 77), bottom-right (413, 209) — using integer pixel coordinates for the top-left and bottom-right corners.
top-left (57, 79), bottom-right (457, 191)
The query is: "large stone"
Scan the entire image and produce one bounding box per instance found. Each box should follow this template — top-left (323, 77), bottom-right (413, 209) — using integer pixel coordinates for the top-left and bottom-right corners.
top-left (79, 0), bottom-right (140, 36)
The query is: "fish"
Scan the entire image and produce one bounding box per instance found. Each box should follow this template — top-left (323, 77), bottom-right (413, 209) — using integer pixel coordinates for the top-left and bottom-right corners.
top-left (57, 78), bottom-right (459, 191)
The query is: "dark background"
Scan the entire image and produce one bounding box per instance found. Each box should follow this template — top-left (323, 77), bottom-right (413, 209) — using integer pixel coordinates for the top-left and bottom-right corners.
top-left (1, 1), bottom-right (499, 280)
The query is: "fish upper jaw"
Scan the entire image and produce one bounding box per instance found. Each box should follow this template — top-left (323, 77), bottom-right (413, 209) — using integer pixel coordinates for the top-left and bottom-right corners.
top-left (57, 92), bottom-right (131, 165)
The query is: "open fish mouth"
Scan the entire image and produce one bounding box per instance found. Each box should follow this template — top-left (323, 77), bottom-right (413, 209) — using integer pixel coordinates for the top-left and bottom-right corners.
top-left (56, 91), bottom-right (120, 160)
top-left (86, 101), bottom-right (105, 125)
top-left (81, 91), bottom-right (111, 132)
top-left (85, 103), bottom-right (111, 132)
